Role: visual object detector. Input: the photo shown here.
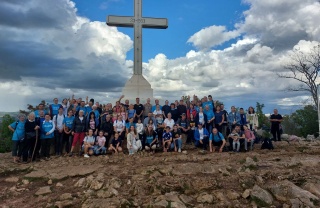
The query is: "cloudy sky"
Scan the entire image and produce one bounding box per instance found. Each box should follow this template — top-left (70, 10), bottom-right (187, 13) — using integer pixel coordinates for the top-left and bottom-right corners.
top-left (0, 0), bottom-right (319, 114)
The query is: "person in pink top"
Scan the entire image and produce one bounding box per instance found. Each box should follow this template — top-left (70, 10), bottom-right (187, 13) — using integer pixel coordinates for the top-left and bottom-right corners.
top-left (94, 130), bottom-right (107, 155)
top-left (243, 125), bottom-right (255, 151)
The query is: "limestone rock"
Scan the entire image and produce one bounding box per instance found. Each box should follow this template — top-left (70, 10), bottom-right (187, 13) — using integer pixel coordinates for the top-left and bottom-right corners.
top-left (75, 178), bottom-right (86, 187)
top-left (35, 186), bottom-right (52, 196)
top-left (47, 179), bottom-right (52, 185)
top-left (5, 177), bottom-right (19, 183)
top-left (251, 185), bottom-right (273, 206)
top-left (56, 182), bottom-right (63, 187)
top-left (89, 180), bottom-right (104, 190)
top-left (55, 200), bottom-right (74, 208)
top-left (227, 190), bottom-right (240, 200)
top-left (303, 183), bottom-right (320, 198)
top-left (242, 189), bottom-right (251, 199)
top-left (59, 193), bottom-right (72, 201)
top-left (245, 157), bottom-right (256, 166)
top-left (269, 180), bottom-right (319, 207)
top-left (197, 193), bottom-right (214, 203)
top-left (154, 200), bottom-right (168, 208)
top-left (179, 194), bottom-right (193, 204)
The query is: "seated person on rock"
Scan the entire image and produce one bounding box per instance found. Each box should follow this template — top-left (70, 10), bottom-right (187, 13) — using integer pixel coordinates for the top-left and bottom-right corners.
top-left (229, 128), bottom-right (240, 152)
top-left (194, 123), bottom-right (210, 150)
top-left (144, 124), bottom-right (158, 154)
top-left (228, 124), bottom-right (246, 151)
top-left (162, 126), bottom-right (172, 152)
top-left (170, 124), bottom-right (182, 153)
top-left (243, 125), bottom-right (255, 151)
top-left (83, 129), bottom-right (96, 158)
top-left (209, 128), bottom-right (226, 153)
top-left (94, 130), bottom-right (107, 155)
top-left (108, 132), bottom-right (122, 154)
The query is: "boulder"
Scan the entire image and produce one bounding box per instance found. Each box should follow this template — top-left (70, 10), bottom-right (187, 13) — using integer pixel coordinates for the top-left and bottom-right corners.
top-left (35, 186), bottom-right (51, 196)
top-left (59, 193), bottom-right (72, 201)
top-left (5, 177), bottom-right (19, 183)
top-left (251, 185), bottom-right (273, 206)
top-left (303, 183), bottom-right (320, 198)
top-left (268, 180), bottom-right (319, 207)
top-left (242, 189), bottom-right (251, 199)
top-left (197, 193), bottom-right (214, 203)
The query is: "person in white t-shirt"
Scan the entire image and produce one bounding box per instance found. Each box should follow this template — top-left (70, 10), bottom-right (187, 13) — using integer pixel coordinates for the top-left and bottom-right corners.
top-left (113, 115), bottom-right (126, 141)
top-left (164, 113), bottom-right (175, 130)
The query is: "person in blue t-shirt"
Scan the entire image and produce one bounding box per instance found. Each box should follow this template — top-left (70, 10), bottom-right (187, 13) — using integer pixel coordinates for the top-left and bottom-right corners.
top-left (63, 109), bottom-right (75, 154)
top-left (49, 98), bottom-right (62, 118)
top-left (34, 103), bottom-right (48, 118)
top-left (40, 114), bottom-right (55, 160)
top-left (204, 105), bottom-right (215, 134)
top-left (8, 114), bottom-right (26, 163)
top-left (76, 101), bottom-right (88, 117)
top-left (209, 128), bottom-right (226, 153)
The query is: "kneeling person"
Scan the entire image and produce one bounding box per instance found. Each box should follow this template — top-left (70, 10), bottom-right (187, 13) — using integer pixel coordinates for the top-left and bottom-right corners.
top-left (209, 128), bottom-right (226, 153)
top-left (94, 130), bottom-right (107, 155)
top-left (83, 129), bottom-right (95, 158)
top-left (162, 126), bottom-right (172, 152)
top-left (171, 124), bottom-right (182, 153)
top-left (144, 124), bottom-right (158, 153)
top-left (108, 132), bottom-right (122, 154)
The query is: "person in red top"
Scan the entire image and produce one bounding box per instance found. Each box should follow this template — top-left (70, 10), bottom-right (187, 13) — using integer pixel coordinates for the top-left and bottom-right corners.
top-left (187, 103), bottom-right (197, 120)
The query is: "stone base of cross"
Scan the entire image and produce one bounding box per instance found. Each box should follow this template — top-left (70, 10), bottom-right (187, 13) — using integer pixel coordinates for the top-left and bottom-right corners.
top-left (122, 74), bottom-right (153, 101)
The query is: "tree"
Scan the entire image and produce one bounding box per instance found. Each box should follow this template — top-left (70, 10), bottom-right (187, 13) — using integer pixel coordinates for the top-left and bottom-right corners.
top-left (278, 44), bottom-right (320, 109)
top-left (256, 102), bottom-right (269, 128)
top-left (0, 114), bottom-right (15, 153)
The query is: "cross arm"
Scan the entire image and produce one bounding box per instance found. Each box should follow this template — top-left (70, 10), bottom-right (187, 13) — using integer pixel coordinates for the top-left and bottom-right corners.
top-left (142, 17), bottom-right (168, 29)
top-left (107, 16), bottom-right (134, 28)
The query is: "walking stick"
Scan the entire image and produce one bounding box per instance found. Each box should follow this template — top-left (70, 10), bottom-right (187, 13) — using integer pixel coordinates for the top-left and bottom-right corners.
top-left (31, 129), bottom-right (38, 163)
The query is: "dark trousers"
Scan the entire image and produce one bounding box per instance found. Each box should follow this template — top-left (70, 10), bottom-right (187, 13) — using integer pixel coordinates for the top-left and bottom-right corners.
top-left (104, 133), bottom-right (112, 148)
top-left (195, 137), bottom-right (209, 150)
top-left (272, 126), bottom-right (281, 141)
top-left (41, 138), bottom-right (53, 158)
top-left (20, 138), bottom-right (35, 162)
top-left (215, 124), bottom-right (223, 134)
top-left (138, 133), bottom-right (145, 149)
top-left (54, 131), bottom-right (64, 155)
top-left (206, 122), bottom-right (214, 135)
top-left (62, 133), bottom-right (73, 153)
top-left (186, 130), bottom-right (194, 144)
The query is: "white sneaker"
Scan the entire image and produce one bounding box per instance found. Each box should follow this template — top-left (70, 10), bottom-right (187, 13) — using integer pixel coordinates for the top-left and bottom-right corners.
top-left (84, 154), bottom-right (90, 158)
top-left (178, 148), bottom-right (181, 153)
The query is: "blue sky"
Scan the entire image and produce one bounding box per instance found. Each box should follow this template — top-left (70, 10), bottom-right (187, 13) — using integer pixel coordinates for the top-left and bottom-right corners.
top-left (73, 0), bottom-right (249, 60)
top-left (0, 0), bottom-right (319, 115)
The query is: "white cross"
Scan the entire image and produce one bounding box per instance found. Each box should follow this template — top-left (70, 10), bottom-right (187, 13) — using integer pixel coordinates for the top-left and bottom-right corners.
top-left (107, 0), bottom-right (168, 75)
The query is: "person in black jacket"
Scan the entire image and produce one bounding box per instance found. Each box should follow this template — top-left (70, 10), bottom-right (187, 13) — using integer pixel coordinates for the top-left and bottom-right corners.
top-left (23, 112), bottom-right (40, 163)
top-left (195, 107), bottom-right (208, 128)
top-left (170, 103), bottom-right (179, 122)
top-left (69, 110), bottom-right (86, 156)
top-left (100, 114), bottom-right (113, 147)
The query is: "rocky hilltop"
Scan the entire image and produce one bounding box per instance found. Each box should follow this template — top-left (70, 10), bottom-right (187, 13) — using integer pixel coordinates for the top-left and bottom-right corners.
top-left (0, 140), bottom-right (320, 208)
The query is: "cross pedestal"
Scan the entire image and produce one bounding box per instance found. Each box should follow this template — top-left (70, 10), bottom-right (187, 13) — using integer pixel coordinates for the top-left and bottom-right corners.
top-left (122, 74), bottom-right (153, 100)
top-left (107, 0), bottom-right (168, 100)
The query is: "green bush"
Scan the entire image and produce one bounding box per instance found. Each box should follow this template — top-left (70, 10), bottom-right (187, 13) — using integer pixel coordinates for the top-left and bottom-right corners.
top-left (0, 114), bottom-right (15, 153)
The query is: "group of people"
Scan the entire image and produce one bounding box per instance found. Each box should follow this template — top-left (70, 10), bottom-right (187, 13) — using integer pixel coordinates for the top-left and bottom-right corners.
top-left (8, 94), bottom-right (283, 163)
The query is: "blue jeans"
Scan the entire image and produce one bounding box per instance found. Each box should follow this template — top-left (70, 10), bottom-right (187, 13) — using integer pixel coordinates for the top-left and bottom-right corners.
top-left (94, 146), bottom-right (107, 155)
top-left (170, 138), bottom-right (182, 150)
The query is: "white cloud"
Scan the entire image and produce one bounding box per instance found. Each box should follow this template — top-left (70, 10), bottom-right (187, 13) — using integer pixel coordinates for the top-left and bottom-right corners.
top-left (187, 25), bottom-right (240, 50)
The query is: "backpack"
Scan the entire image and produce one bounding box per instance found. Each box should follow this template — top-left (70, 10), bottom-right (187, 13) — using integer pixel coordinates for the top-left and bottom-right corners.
top-left (261, 138), bottom-right (274, 150)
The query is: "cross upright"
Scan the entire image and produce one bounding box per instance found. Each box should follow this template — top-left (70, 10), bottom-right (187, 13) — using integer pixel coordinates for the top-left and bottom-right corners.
top-left (107, 0), bottom-right (168, 75)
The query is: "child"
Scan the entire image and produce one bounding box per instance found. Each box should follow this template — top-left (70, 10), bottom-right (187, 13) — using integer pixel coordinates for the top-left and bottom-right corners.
top-left (230, 128), bottom-right (240, 152)
top-left (94, 130), bottom-right (107, 155)
top-left (136, 118), bottom-right (144, 150)
top-left (83, 129), bottom-right (96, 158)
top-left (127, 125), bottom-right (139, 155)
top-left (108, 132), bottom-right (122, 154)
top-left (162, 126), bottom-right (172, 152)
top-left (244, 125), bottom-right (255, 151)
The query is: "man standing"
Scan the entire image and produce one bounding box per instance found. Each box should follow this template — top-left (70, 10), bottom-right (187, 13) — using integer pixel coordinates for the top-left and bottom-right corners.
top-left (152, 99), bottom-right (162, 112)
top-left (53, 107), bottom-right (65, 156)
top-left (270, 109), bottom-right (283, 141)
top-left (162, 100), bottom-right (170, 119)
top-left (49, 98), bottom-right (62, 118)
top-left (134, 98), bottom-right (144, 122)
top-left (227, 106), bottom-right (240, 132)
top-left (177, 99), bottom-right (187, 117)
top-left (143, 98), bottom-right (152, 119)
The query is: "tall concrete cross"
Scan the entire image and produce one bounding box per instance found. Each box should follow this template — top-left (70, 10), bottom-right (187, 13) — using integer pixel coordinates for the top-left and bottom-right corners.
top-left (107, 0), bottom-right (168, 75)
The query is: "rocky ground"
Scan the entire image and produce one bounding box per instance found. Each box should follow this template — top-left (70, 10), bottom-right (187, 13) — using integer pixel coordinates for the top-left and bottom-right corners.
top-left (0, 140), bottom-right (320, 208)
